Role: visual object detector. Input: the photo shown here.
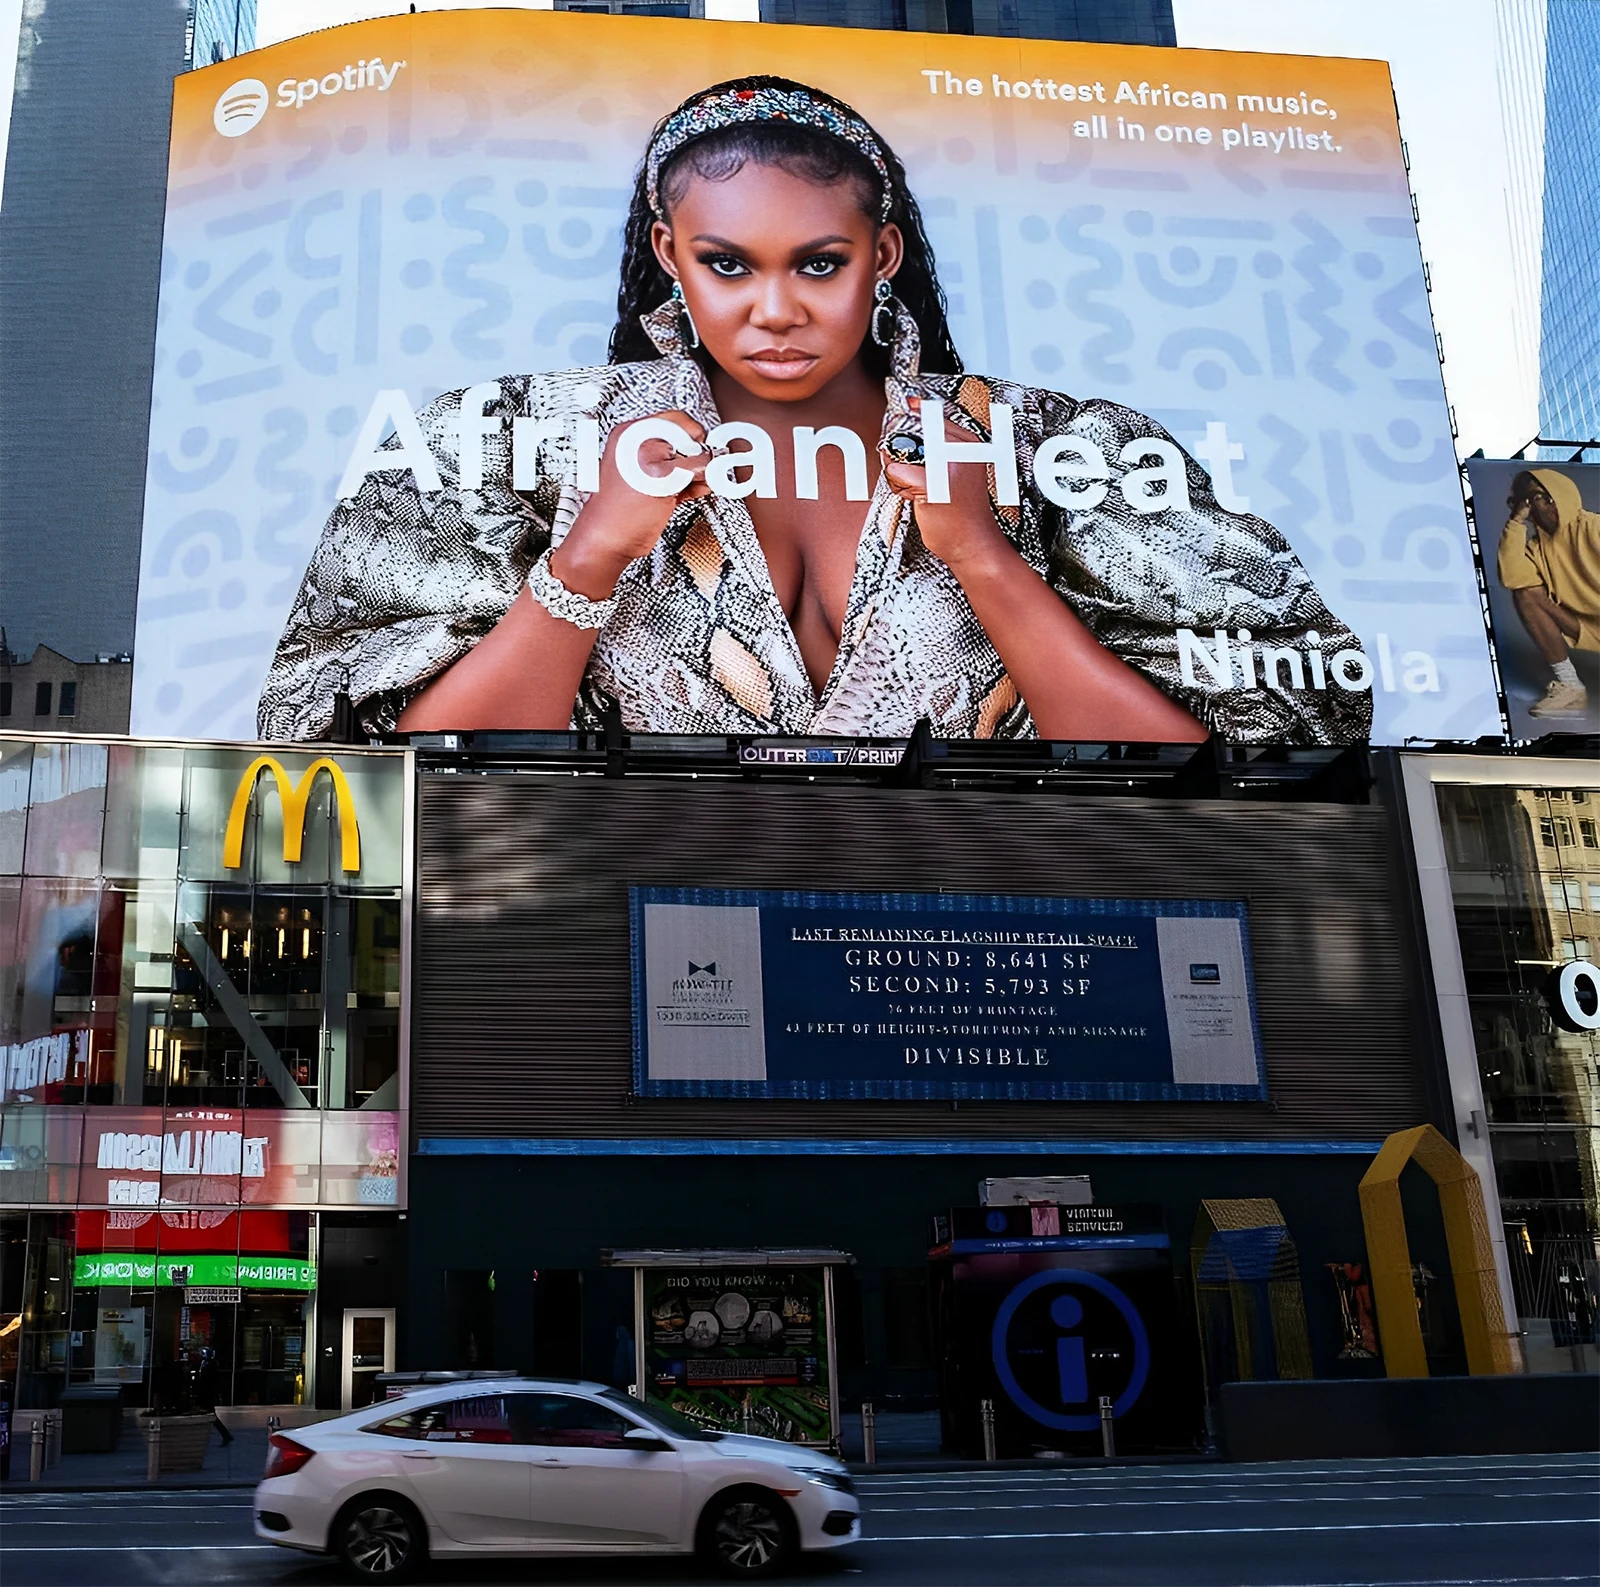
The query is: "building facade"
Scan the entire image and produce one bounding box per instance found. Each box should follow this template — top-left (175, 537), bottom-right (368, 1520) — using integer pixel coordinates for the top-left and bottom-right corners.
top-left (1402, 751), bottom-right (1600, 1374)
top-left (0, 736), bottom-right (411, 1415)
top-left (396, 738), bottom-right (1473, 1444)
top-left (0, 648), bottom-right (134, 738)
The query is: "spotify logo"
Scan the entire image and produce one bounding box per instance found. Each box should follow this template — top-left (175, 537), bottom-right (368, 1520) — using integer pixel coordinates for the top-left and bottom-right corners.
top-left (214, 78), bottom-right (269, 138)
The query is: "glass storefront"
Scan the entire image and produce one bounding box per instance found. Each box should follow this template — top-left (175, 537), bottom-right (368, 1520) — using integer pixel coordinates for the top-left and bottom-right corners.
top-left (1434, 780), bottom-right (1600, 1373)
top-left (0, 736), bottom-right (409, 1411)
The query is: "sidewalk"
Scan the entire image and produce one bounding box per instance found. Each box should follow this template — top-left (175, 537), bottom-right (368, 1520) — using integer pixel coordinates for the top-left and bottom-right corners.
top-left (1, 1424), bottom-right (267, 1491)
top-left (0, 1410), bottom-right (1193, 1489)
top-left (838, 1408), bottom-right (943, 1462)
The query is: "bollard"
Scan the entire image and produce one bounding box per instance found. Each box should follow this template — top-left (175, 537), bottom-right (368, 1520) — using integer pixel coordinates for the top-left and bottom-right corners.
top-left (860, 1401), bottom-right (877, 1466)
top-left (979, 1398), bottom-right (997, 1463)
top-left (146, 1417), bottom-right (161, 1482)
top-left (29, 1418), bottom-right (44, 1482)
top-left (1098, 1395), bottom-right (1116, 1459)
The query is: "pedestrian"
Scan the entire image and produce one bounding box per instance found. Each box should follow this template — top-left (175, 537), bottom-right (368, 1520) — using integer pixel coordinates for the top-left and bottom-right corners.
top-left (194, 1348), bottom-right (233, 1445)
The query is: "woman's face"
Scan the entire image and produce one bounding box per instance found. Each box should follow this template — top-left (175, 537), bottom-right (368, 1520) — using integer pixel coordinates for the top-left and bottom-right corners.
top-left (652, 162), bottom-right (903, 402)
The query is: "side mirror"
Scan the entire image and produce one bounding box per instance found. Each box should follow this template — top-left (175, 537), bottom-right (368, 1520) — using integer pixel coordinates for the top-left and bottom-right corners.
top-left (624, 1426), bottom-right (672, 1452)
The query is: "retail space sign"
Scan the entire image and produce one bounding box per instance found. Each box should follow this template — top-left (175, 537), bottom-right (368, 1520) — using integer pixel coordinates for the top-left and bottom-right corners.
top-left (73, 1252), bottom-right (316, 1290)
top-left (134, 12), bottom-right (1499, 746)
top-left (642, 1268), bottom-right (832, 1445)
top-left (631, 887), bottom-right (1266, 1100)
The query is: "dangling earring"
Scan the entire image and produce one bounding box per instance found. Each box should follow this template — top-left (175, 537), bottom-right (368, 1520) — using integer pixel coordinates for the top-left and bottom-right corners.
top-left (671, 281), bottom-right (700, 351)
top-left (871, 278), bottom-right (898, 348)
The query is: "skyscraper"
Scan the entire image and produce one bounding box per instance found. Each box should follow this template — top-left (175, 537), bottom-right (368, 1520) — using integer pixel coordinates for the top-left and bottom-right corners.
top-left (759, 0), bottom-right (1174, 41)
top-left (1536, 0), bottom-right (1599, 454)
top-left (190, 0), bottom-right (258, 67)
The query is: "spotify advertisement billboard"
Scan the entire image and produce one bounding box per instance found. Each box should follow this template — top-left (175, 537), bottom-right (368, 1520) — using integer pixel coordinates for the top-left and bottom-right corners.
top-left (132, 13), bottom-right (1497, 746)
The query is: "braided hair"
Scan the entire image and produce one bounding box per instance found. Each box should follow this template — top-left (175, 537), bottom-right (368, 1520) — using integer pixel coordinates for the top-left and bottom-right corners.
top-left (608, 75), bottom-right (962, 377)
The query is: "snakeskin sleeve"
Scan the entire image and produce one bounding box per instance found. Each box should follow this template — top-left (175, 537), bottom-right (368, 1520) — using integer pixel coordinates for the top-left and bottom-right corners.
top-left (1025, 389), bottom-right (1373, 745)
top-left (257, 377), bottom-right (561, 739)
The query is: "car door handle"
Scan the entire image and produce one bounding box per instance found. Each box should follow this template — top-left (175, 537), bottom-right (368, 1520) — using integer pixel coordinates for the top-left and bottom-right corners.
top-left (401, 1452), bottom-right (437, 1460)
top-left (536, 1457), bottom-right (569, 1467)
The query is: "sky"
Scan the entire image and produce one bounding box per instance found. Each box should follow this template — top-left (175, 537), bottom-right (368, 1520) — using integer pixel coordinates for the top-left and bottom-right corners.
top-left (0, 0), bottom-right (23, 213)
top-left (245, 0), bottom-right (1541, 459)
top-left (1170, 0), bottom-right (1538, 459)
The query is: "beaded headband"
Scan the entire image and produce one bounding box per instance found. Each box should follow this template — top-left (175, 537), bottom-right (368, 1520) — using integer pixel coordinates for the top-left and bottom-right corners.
top-left (646, 83), bottom-right (894, 223)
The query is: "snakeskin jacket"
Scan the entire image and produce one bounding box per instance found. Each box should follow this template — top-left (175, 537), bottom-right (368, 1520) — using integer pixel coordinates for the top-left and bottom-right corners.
top-left (258, 304), bottom-right (1371, 744)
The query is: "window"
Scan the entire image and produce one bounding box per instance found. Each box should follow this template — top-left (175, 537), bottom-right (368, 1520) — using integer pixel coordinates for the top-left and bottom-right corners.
top-left (365, 1393), bottom-right (639, 1448)
top-left (1551, 880), bottom-right (1585, 914)
top-left (1561, 939), bottom-right (1592, 962)
top-left (58, 683), bottom-right (77, 718)
top-left (1581, 819), bottom-right (1597, 849)
top-left (34, 682), bottom-right (52, 716)
top-left (510, 1392), bottom-right (636, 1448)
top-left (366, 1395), bottom-right (514, 1443)
top-left (0, 681), bottom-right (10, 716)
top-left (1557, 817), bottom-right (1575, 846)
top-left (600, 1389), bottom-right (720, 1440)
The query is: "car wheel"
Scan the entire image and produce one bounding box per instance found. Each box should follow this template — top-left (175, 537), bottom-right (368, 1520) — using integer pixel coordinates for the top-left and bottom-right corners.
top-left (700, 1488), bottom-right (797, 1579)
top-left (336, 1496), bottom-right (424, 1582)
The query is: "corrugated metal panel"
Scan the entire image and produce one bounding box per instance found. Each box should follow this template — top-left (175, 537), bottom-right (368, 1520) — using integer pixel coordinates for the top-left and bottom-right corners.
top-left (414, 777), bottom-right (1425, 1141)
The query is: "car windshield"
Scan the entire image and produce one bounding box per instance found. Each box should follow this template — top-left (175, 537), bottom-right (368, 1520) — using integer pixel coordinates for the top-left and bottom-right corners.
top-left (599, 1390), bottom-right (724, 1442)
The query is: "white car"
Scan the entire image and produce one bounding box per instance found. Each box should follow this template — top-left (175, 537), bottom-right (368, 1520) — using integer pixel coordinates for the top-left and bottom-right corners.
top-left (253, 1378), bottom-right (861, 1581)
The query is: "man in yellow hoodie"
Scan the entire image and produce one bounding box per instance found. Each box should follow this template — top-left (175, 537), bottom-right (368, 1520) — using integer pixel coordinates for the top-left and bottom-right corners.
top-left (1498, 468), bottom-right (1600, 719)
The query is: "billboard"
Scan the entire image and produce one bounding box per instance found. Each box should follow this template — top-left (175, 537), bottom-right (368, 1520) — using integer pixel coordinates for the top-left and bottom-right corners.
top-left (1463, 460), bottom-right (1599, 740)
top-left (132, 14), bottom-right (1500, 746)
top-left (631, 886), bottom-right (1265, 1101)
top-left (643, 1265), bottom-right (833, 1445)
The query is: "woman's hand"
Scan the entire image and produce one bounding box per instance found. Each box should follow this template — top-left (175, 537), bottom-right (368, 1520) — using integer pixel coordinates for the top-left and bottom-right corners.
top-left (881, 396), bottom-right (1012, 578)
top-left (550, 410), bottom-right (712, 599)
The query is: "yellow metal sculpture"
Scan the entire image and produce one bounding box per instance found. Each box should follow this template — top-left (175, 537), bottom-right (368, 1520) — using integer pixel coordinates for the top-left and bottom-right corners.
top-left (1358, 1124), bottom-right (1516, 1377)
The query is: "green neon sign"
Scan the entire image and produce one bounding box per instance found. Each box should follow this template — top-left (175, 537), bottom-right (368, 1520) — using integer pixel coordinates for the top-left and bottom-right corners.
top-left (73, 1253), bottom-right (316, 1291)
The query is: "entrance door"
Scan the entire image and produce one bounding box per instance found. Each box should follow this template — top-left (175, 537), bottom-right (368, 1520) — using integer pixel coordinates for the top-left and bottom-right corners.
top-left (342, 1308), bottom-right (395, 1411)
top-left (512, 1392), bottom-right (684, 1546)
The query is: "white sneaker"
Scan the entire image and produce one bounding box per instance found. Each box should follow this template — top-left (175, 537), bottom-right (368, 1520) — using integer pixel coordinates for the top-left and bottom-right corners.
top-left (1529, 679), bottom-right (1589, 718)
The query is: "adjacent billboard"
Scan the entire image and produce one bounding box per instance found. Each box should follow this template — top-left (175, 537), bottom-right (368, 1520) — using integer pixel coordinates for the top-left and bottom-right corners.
top-left (631, 886), bottom-right (1266, 1101)
top-left (1463, 460), bottom-right (1599, 740)
top-left (133, 14), bottom-right (1500, 745)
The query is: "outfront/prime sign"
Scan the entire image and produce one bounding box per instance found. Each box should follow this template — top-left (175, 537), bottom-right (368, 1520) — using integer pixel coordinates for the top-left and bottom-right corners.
top-left (631, 887), bottom-right (1265, 1101)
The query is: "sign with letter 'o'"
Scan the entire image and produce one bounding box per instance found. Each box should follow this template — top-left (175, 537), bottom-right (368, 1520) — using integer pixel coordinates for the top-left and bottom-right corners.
top-left (1546, 959), bottom-right (1600, 1033)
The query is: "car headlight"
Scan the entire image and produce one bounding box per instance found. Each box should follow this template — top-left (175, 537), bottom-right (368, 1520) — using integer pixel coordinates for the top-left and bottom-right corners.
top-left (793, 1466), bottom-right (856, 1494)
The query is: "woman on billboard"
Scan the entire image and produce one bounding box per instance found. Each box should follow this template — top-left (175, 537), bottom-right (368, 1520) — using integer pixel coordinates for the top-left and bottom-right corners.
top-left (258, 77), bottom-right (1369, 745)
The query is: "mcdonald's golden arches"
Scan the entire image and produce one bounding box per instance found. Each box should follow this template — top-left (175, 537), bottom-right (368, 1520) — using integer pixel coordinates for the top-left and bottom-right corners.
top-left (222, 756), bottom-right (361, 874)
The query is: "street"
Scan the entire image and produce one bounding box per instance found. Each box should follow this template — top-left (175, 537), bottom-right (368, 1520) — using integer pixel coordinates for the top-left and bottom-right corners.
top-left (1, 1453), bottom-right (1595, 1586)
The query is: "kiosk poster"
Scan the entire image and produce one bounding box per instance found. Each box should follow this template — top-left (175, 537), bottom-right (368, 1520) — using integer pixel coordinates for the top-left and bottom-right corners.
top-left (1463, 460), bottom-right (1599, 740)
top-left (632, 886), bottom-right (1265, 1100)
top-left (133, 13), bottom-right (1499, 747)
top-left (644, 1267), bottom-right (832, 1445)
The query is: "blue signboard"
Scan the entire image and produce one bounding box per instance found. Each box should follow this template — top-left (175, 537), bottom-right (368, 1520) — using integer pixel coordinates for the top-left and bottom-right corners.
top-left (630, 887), bottom-right (1266, 1102)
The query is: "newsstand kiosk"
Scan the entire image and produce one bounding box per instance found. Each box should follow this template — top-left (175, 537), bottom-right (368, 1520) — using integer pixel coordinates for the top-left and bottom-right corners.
top-left (604, 1248), bottom-right (851, 1452)
top-left (929, 1204), bottom-right (1202, 1457)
